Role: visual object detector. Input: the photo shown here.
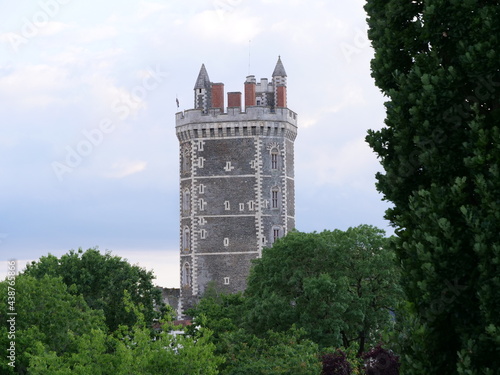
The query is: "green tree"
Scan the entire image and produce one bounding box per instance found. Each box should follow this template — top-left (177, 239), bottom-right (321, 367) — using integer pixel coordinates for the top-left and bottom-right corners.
top-left (217, 327), bottom-right (321, 375)
top-left (364, 1), bottom-right (500, 373)
top-left (24, 248), bottom-right (164, 331)
top-left (27, 293), bottom-right (223, 375)
top-left (0, 275), bottom-right (106, 375)
top-left (189, 288), bottom-right (322, 374)
top-left (187, 286), bottom-right (247, 340)
top-left (244, 225), bottom-right (401, 353)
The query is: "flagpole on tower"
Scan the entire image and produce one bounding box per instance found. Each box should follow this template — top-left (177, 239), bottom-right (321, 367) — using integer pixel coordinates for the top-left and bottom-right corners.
top-left (248, 40), bottom-right (251, 75)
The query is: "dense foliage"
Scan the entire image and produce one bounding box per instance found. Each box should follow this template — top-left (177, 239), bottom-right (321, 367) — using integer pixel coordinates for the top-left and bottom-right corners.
top-left (188, 225), bottom-right (401, 374)
top-left (0, 274), bottom-right (221, 375)
top-left (24, 248), bottom-right (164, 331)
top-left (4, 226), bottom-right (402, 374)
top-left (364, 1), bottom-right (500, 373)
top-left (245, 225), bottom-right (402, 353)
top-left (188, 290), bottom-right (322, 374)
top-left (0, 275), bottom-right (105, 374)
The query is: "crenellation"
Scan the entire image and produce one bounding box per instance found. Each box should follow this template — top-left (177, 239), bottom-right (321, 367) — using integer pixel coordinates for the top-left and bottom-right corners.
top-left (175, 106), bottom-right (298, 128)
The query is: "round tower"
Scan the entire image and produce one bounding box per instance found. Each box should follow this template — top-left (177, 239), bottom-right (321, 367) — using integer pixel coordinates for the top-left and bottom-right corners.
top-left (175, 57), bottom-right (298, 316)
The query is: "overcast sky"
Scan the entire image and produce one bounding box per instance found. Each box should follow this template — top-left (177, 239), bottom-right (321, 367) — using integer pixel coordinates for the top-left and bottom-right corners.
top-left (0, 0), bottom-right (391, 287)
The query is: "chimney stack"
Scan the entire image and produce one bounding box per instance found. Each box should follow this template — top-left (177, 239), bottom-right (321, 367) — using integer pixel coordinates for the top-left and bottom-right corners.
top-left (227, 92), bottom-right (242, 108)
top-left (244, 75), bottom-right (256, 108)
top-left (211, 82), bottom-right (224, 111)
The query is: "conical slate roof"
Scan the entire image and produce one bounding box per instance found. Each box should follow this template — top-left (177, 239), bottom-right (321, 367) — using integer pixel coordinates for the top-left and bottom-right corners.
top-left (272, 56), bottom-right (287, 77)
top-left (194, 64), bottom-right (210, 89)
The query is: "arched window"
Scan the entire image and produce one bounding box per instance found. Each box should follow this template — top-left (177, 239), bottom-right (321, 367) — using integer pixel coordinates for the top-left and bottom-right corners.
top-left (182, 226), bottom-right (190, 251)
top-left (270, 148), bottom-right (279, 170)
top-left (182, 262), bottom-right (191, 286)
top-left (182, 189), bottom-right (190, 214)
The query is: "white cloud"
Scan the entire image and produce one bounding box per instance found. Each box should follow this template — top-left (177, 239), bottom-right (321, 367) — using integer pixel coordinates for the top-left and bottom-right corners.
top-left (103, 160), bottom-right (148, 179)
top-left (38, 21), bottom-right (72, 37)
top-left (300, 137), bottom-right (379, 190)
top-left (0, 64), bottom-right (70, 110)
top-left (77, 25), bottom-right (118, 44)
top-left (136, 1), bottom-right (170, 20)
top-left (325, 84), bottom-right (367, 114)
top-left (188, 9), bottom-right (262, 44)
top-left (82, 73), bottom-right (147, 119)
top-left (44, 46), bottom-right (124, 70)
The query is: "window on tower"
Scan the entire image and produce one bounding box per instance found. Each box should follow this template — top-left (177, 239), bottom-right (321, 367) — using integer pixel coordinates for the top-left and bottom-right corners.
top-left (182, 148), bottom-right (190, 174)
top-left (271, 187), bottom-right (280, 209)
top-left (271, 225), bottom-right (284, 244)
top-left (183, 189), bottom-right (190, 214)
top-left (273, 228), bottom-right (280, 242)
top-left (271, 148), bottom-right (279, 170)
top-left (182, 227), bottom-right (190, 251)
top-left (182, 262), bottom-right (191, 286)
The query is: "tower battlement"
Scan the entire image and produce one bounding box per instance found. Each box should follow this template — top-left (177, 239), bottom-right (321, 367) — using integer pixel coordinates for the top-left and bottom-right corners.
top-left (176, 57), bottom-right (297, 318)
top-left (176, 106), bottom-right (297, 126)
top-left (175, 106), bottom-right (298, 142)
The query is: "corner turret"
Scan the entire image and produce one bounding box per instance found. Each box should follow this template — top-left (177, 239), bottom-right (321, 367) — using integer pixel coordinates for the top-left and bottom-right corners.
top-left (272, 56), bottom-right (287, 108)
top-left (194, 64), bottom-right (212, 112)
top-left (272, 56), bottom-right (287, 78)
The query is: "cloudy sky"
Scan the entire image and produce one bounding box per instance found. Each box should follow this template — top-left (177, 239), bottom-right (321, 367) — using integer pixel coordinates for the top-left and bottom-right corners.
top-left (0, 0), bottom-right (391, 287)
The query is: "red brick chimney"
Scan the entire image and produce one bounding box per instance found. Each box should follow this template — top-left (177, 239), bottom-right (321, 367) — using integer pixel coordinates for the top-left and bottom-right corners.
top-left (276, 85), bottom-right (287, 108)
top-left (244, 75), bottom-right (256, 108)
top-left (211, 82), bottom-right (224, 111)
top-left (227, 92), bottom-right (242, 108)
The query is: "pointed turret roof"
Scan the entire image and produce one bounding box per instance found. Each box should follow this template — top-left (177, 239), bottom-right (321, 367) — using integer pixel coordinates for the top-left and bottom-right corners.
top-left (194, 64), bottom-right (211, 89)
top-left (272, 56), bottom-right (287, 77)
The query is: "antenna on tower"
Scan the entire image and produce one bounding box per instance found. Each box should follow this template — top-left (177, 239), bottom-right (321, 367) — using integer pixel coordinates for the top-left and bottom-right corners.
top-left (248, 40), bottom-right (251, 75)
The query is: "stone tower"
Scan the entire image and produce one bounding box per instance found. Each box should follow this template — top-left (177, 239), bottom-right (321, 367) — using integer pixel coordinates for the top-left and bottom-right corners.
top-left (175, 57), bottom-right (297, 315)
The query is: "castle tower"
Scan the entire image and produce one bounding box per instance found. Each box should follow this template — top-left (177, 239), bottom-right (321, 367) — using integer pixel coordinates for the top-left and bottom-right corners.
top-left (175, 57), bottom-right (298, 315)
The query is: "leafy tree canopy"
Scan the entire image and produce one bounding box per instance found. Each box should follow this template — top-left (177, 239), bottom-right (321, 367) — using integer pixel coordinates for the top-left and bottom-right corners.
top-left (216, 327), bottom-right (321, 375)
top-left (244, 225), bottom-right (402, 353)
top-left (365, 1), bottom-right (500, 373)
top-left (24, 247), bottom-right (164, 331)
top-left (0, 274), bottom-right (105, 374)
top-left (27, 292), bottom-right (223, 375)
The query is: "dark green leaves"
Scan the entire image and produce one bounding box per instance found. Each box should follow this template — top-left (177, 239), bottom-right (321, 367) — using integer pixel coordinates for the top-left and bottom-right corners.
top-left (365, 1), bottom-right (500, 373)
